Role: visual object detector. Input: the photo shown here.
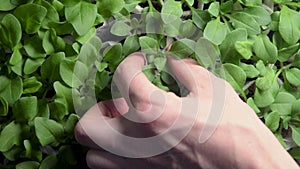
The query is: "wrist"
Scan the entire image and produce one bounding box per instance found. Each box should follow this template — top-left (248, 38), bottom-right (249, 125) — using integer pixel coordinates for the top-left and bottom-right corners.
top-left (236, 122), bottom-right (299, 169)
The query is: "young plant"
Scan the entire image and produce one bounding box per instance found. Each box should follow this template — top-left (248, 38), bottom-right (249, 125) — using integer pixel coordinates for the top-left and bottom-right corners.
top-left (0, 0), bottom-right (299, 168)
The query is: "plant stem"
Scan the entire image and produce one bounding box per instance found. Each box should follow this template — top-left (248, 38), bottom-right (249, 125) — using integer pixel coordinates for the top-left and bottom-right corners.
top-left (158, 0), bottom-right (164, 7)
top-left (147, 0), bottom-right (155, 11)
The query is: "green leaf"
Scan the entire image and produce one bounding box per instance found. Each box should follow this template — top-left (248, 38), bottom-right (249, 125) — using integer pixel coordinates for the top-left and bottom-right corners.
top-left (59, 0), bottom-right (80, 6)
top-left (64, 114), bottom-right (79, 134)
top-left (169, 39), bottom-right (195, 59)
top-left (74, 27), bottom-right (96, 45)
top-left (49, 100), bottom-right (68, 120)
top-left (279, 6), bottom-right (300, 45)
top-left (97, 0), bottom-right (125, 18)
top-left (239, 63), bottom-right (259, 78)
top-left (14, 3), bottom-right (47, 34)
top-left (0, 0), bottom-right (17, 11)
top-left (40, 155), bottom-right (58, 169)
top-left (39, 0), bottom-right (60, 28)
top-left (60, 59), bottom-right (88, 88)
top-left (110, 20), bottom-right (132, 36)
top-left (16, 161), bottom-right (39, 169)
top-left (41, 52), bottom-right (65, 82)
top-left (208, 2), bottom-right (219, 17)
top-left (282, 116), bottom-right (290, 130)
top-left (270, 92), bottom-right (296, 116)
top-left (51, 21), bottom-right (74, 36)
top-left (291, 126), bottom-right (300, 147)
top-left (238, 0), bottom-right (261, 6)
top-left (293, 53), bottom-right (300, 69)
top-left (272, 31), bottom-right (289, 49)
top-left (23, 58), bottom-right (45, 75)
top-left (139, 36), bottom-right (158, 54)
top-left (255, 60), bottom-right (266, 75)
top-left (48, 21), bottom-right (73, 35)
top-left (278, 43), bottom-right (300, 62)
top-left (23, 140), bottom-right (31, 159)
top-left (0, 97), bottom-right (8, 116)
top-left (286, 68), bottom-right (300, 87)
top-left (243, 6), bottom-right (271, 26)
top-left (11, 62), bottom-right (23, 76)
top-left (270, 11), bottom-right (280, 31)
top-left (289, 147), bottom-right (300, 159)
top-left (78, 36), bottom-right (102, 66)
top-left (204, 18), bottom-right (227, 45)
top-left (265, 111), bottom-right (280, 132)
top-left (0, 76), bottom-right (23, 104)
top-left (95, 70), bottom-right (110, 91)
top-left (13, 96), bottom-right (38, 122)
top-left (23, 35), bottom-right (46, 59)
top-left (146, 12), bottom-right (164, 35)
top-left (37, 99), bottom-right (50, 118)
top-left (96, 62), bottom-right (108, 72)
top-left (161, 71), bottom-right (176, 85)
top-left (9, 48), bottom-right (23, 66)
top-left (246, 97), bottom-right (260, 114)
top-left (34, 117), bottom-right (64, 146)
top-left (154, 57), bottom-right (167, 72)
top-left (234, 41), bottom-right (253, 60)
top-left (42, 29), bottom-right (66, 54)
top-left (0, 121), bottom-right (22, 152)
top-left (222, 63), bottom-right (246, 95)
top-left (255, 67), bottom-right (275, 90)
top-left (254, 89), bottom-right (274, 108)
top-left (253, 34), bottom-right (278, 63)
top-left (195, 38), bottom-right (220, 69)
top-left (65, 1), bottom-right (97, 36)
top-left (3, 146), bottom-right (23, 161)
top-left (220, 28), bottom-right (248, 63)
top-left (220, 0), bottom-right (233, 13)
top-left (123, 35), bottom-right (140, 56)
top-left (230, 12), bottom-right (260, 35)
top-left (143, 65), bottom-right (156, 82)
top-left (103, 44), bottom-right (123, 71)
top-left (292, 99), bottom-right (300, 116)
top-left (0, 14), bottom-right (22, 48)
top-left (192, 9), bottom-right (211, 30)
top-left (161, 0), bottom-right (183, 24)
top-left (53, 81), bottom-right (74, 112)
top-left (23, 76), bottom-right (42, 94)
top-left (185, 0), bottom-right (194, 6)
top-left (179, 20), bottom-right (197, 38)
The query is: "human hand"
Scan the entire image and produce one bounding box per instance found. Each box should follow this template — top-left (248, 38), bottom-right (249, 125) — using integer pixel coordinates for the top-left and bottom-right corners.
top-left (75, 53), bottom-right (299, 169)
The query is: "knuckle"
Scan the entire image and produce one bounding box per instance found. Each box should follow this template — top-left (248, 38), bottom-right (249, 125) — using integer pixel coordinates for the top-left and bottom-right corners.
top-left (130, 96), bottom-right (152, 112)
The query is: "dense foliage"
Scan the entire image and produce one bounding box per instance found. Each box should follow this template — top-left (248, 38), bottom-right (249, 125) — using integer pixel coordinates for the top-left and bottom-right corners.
top-left (0, 0), bottom-right (300, 168)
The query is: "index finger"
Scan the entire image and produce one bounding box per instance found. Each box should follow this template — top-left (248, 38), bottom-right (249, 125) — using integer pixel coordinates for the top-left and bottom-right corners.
top-left (75, 98), bottom-right (129, 149)
top-left (166, 56), bottom-right (209, 97)
top-left (112, 53), bottom-right (167, 110)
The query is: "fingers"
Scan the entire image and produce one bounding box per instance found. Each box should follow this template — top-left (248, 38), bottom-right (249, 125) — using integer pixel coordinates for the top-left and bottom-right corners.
top-left (86, 150), bottom-right (129, 169)
top-left (113, 53), bottom-right (168, 111)
top-left (86, 149), bottom-right (174, 169)
top-left (101, 98), bottom-right (129, 118)
top-left (86, 150), bottom-right (151, 169)
top-left (86, 149), bottom-right (200, 169)
top-left (74, 98), bottom-right (128, 149)
top-left (166, 56), bottom-right (214, 98)
top-left (75, 97), bottom-right (160, 153)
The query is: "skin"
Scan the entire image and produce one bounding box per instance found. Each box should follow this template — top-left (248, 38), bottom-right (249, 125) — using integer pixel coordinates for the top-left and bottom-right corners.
top-left (75, 53), bottom-right (299, 169)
